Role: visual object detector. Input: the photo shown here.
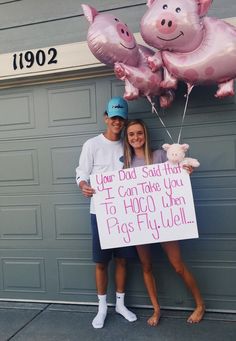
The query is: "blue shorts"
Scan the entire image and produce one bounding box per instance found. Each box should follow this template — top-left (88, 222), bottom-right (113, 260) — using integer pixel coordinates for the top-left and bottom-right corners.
top-left (91, 214), bottom-right (137, 263)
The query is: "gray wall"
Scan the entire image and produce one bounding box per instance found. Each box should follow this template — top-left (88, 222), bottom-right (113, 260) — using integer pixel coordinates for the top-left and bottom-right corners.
top-left (0, 0), bottom-right (235, 52)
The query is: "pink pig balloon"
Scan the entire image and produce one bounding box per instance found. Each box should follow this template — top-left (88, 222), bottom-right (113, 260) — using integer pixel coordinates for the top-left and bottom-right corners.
top-left (141, 0), bottom-right (236, 98)
top-left (81, 3), bottom-right (174, 107)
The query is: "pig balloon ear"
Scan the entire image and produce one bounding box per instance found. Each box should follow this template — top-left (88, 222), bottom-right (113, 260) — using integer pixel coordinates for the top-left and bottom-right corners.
top-left (146, 0), bottom-right (156, 8)
top-left (81, 4), bottom-right (98, 24)
top-left (197, 0), bottom-right (213, 17)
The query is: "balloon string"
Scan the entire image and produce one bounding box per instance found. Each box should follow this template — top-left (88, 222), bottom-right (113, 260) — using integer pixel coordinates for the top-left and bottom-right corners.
top-left (177, 84), bottom-right (194, 144)
top-left (147, 96), bottom-right (174, 143)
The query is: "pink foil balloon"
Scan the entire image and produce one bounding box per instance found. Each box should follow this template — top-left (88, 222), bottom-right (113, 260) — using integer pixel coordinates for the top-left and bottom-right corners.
top-left (82, 3), bottom-right (174, 107)
top-left (141, 0), bottom-right (236, 98)
top-left (82, 3), bottom-right (139, 67)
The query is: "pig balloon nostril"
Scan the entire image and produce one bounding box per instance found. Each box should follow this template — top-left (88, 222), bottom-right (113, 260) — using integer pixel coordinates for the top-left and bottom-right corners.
top-left (161, 19), bottom-right (165, 26)
top-left (161, 19), bottom-right (173, 28)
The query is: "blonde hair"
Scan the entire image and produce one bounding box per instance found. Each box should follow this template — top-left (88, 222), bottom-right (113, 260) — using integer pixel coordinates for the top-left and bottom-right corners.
top-left (123, 119), bottom-right (153, 168)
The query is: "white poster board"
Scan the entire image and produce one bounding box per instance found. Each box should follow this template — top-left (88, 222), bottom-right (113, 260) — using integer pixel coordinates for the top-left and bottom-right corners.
top-left (90, 162), bottom-right (199, 249)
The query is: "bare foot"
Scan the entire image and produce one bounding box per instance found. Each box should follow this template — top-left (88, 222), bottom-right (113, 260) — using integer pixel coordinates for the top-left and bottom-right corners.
top-left (147, 310), bottom-right (161, 327)
top-left (187, 305), bottom-right (205, 323)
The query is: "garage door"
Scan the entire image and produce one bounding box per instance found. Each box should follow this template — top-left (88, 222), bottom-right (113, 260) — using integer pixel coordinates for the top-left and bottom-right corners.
top-left (0, 76), bottom-right (235, 312)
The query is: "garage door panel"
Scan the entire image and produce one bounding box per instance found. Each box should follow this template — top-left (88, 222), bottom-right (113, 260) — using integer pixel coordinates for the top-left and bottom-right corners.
top-left (0, 148), bottom-right (39, 186)
top-left (187, 84), bottom-right (236, 109)
top-left (168, 83), bottom-right (236, 117)
top-left (124, 259), bottom-right (236, 310)
top-left (190, 139), bottom-right (235, 172)
top-left (57, 259), bottom-right (95, 295)
top-left (0, 76), bottom-right (235, 310)
top-left (46, 83), bottom-right (97, 127)
top-left (54, 204), bottom-right (91, 240)
top-left (44, 195), bottom-right (91, 249)
top-left (51, 145), bottom-right (82, 185)
top-left (0, 90), bottom-right (35, 131)
top-left (193, 176), bottom-right (236, 190)
top-left (194, 263), bottom-right (236, 297)
top-left (0, 194), bottom-right (91, 247)
top-left (0, 204), bottom-right (42, 240)
top-left (0, 137), bottom-right (85, 193)
top-left (1, 257), bottom-right (46, 293)
top-left (38, 80), bottom-right (100, 136)
top-left (0, 249), bottom-right (94, 302)
top-left (149, 249), bottom-right (236, 310)
top-left (0, 141), bottom-right (47, 193)
top-left (196, 202), bottom-right (236, 236)
top-left (0, 80), bottom-right (102, 140)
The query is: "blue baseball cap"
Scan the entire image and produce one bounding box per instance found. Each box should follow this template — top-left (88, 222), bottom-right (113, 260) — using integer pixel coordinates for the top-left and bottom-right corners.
top-left (106, 97), bottom-right (128, 119)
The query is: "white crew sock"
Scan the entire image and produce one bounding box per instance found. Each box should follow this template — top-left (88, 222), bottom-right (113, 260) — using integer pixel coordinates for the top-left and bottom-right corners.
top-left (115, 292), bottom-right (137, 322)
top-left (92, 294), bottom-right (108, 329)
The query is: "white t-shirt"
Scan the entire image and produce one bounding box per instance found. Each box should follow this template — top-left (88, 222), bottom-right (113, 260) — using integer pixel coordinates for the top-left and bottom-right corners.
top-left (76, 133), bottom-right (124, 214)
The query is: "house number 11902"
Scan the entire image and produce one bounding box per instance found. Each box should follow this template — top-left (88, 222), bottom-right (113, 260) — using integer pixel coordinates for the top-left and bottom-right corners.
top-left (13, 48), bottom-right (58, 70)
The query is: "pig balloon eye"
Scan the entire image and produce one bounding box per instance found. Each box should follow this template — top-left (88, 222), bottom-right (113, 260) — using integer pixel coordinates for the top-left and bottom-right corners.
top-left (114, 18), bottom-right (119, 22)
top-left (163, 4), bottom-right (168, 10)
top-left (176, 7), bottom-right (181, 13)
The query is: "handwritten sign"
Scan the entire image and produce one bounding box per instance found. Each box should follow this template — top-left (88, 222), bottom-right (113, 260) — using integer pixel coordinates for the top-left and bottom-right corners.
top-left (90, 162), bottom-right (199, 249)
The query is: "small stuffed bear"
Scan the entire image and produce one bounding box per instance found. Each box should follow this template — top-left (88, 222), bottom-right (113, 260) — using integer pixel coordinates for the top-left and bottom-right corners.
top-left (162, 143), bottom-right (200, 168)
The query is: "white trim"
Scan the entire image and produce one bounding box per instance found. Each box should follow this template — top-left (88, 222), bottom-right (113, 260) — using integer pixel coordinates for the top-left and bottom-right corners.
top-left (224, 16), bottom-right (236, 25)
top-left (0, 17), bottom-right (235, 81)
top-left (0, 33), bottom-right (147, 81)
top-left (0, 41), bottom-right (104, 80)
top-left (0, 298), bottom-right (236, 314)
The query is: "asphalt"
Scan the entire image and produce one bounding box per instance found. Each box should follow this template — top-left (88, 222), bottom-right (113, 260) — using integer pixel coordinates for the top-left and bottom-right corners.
top-left (0, 301), bottom-right (235, 341)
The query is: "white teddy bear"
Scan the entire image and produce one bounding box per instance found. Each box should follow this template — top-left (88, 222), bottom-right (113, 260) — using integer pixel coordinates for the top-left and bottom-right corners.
top-left (162, 143), bottom-right (200, 168)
